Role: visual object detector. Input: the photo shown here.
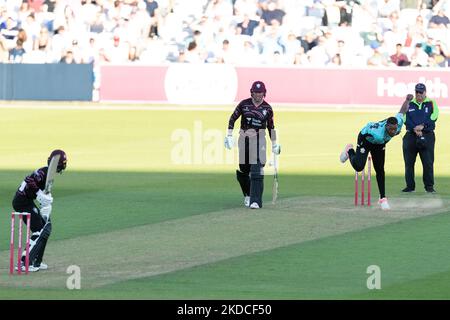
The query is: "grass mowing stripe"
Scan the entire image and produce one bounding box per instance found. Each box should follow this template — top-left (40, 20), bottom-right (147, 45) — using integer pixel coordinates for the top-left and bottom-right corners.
top-left (99, 208), bottom-right (450, 300)
top-left (2, 203), bottom-right (448, 300)
top-left (1, 196), bottom-right (447, 291)
top-left (352, 269), bottom-right (450, 299)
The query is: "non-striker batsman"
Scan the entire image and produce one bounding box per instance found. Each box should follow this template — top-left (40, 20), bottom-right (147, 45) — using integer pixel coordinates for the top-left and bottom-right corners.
top-left (225, 81), bottom-right (281, 209)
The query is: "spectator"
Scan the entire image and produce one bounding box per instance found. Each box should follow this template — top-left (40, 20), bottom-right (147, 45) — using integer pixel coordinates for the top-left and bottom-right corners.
top-left (0, 0), bottom-right (446, 68)
top-left (293, 47), bottom-right (310, 65)
top-left (367, 41), bottom-right (390, 66)
top-left (404, 15), bottom-right (427, 48)
top-left (90, 11), bottom-right (105, 34)
top-left (298, 31), bottom-right (318, 53)
top-left (0, 35), bottom-right (9, 62)
top-left (308, 36), bottom-right (330, 66)
top-left (259, 25), bottom-right (284, 58)
top-left (0, 7), bottom-right (8, 29)
top-left (360, 22), bottom-right (383, 47)
top-left (380, 10), bottom-right (401, 33)
top-left (34, 27), bottom-right (51, 51)
top-left (433, 40), bottom-right (450, 66)
top-left (410, 43), bottom-right (430, 66)
top-left (44, 0), bottom-right (57, 13)
top-left (421, 35), bottom-right (436, 56)
top-left (1, 17), bottom-right (19, 49)
top-left (238, 39), bottom-right (260, 64)
top-left (335, 39), bottom-right (353, 66)
top-left (377, 0), bottom-right (400, 18)
top-left (80, 0), bottom-right (98, 29)
top-left (383, 23), bottom-right (407, 55)
top-left (335, 0), bottom-right (357, 26)
top-left (390, 43), bottom-right (410, 65)
top-left (70, 39), bottom-right (83, 63)
top-left (51, 26), bottom-right (69, 62)
top-left (128, 45), bottom-right (139, 62)
top-left (274, 49), bottom-right (288, 64)
top-left (108, 35), bottom-right (130, 64)
top-left (83, 37), bottom-right (98, 64)
top-left (17, 2), bottom-right (32, 26)
top-left (22, 14), bottom-right (41, 52)
top-left (177, 50), bottom-right (187, 63)
top-left (9, 39), bottom-right (26, 63)
top-left (236, 14), bottom-right (259, 36)
top-left (260, 1), bottom-right (285, 26)
top-left (98, 47), bottom-right (111, 64)
top-left (234, 0), bottom-right (259, 17)
top-left (23, 38), bottom-right (51, 63)
top-left (60, 49), bottom-right (75, 64)
top-left (428, 9), bottom-right (450, 28)
top-left (146, 0), bottom-right (160, 38)
top-left (215, 39), bottom-right (238, 64)
top-left (205, 0), bottom-right (234, 19)
top-left (281, 32), bottom-right (301, 62)
top-left (184, 40), bottom-right (204, 63)
top-left (328, 53), bottom-right (342, 66)
top-left (17, 28), bottom-right (28, 52)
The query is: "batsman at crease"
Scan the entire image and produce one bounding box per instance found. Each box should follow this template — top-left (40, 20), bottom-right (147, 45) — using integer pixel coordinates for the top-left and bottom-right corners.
top-left (224, 81), bottom-right (281, 209)
top-left (11, 150), bottom-right (67, 272)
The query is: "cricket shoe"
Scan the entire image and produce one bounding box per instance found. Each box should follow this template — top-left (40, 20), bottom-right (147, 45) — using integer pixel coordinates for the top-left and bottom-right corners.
top-left (35, 262), bottom-right (48, 270)
top-left (425, 187), bottom-right (437, 194)
top-left (250, 202), bottom-right (260, 209)
top-left (378, 197), bottom-right (390, 211)
top-left (244, 196), bottom-right (250, 207)
top-left (15, 264), bottom-right (40, 272)
top-left (340, 144), bottom-right (353, 163)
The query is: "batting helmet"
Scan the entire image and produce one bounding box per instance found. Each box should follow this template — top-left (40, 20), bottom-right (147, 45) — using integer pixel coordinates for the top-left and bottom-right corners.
top-left (250, 81), bottom-right (267, 95)
top-left (48, 149), bottom-right (67, 173)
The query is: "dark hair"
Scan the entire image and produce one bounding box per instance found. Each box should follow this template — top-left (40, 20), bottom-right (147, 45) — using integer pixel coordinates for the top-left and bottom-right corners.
top-left (187, 41), bottom-right (197, 51)
top-left (386, 117), bottom-right (398, 125)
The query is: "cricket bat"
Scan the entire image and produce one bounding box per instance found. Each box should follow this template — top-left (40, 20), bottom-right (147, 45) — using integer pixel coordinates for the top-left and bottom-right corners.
top-left (272, 152), bottom-right (279, 204)
top-left (45, 154), bottom-right (60, 194)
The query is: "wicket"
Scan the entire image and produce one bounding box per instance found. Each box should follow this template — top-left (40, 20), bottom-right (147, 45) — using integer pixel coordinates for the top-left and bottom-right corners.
top-left (355, 155), bottom-right (371, 206)
top-left (10, 212), bottom-right (31, 275)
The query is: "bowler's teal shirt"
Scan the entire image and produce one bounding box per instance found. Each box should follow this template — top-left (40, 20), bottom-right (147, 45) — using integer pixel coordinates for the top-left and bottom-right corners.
top-left (360, 113), bottom-right (404, 144)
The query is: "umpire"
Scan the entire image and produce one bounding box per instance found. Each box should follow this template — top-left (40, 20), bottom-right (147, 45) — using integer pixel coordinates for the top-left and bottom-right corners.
top-left (402, 83), bottom-right (439, 193)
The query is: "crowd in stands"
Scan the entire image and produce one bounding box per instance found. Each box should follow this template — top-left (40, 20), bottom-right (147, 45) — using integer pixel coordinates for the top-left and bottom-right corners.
top-left (0, 0), bottom-right (449, 68)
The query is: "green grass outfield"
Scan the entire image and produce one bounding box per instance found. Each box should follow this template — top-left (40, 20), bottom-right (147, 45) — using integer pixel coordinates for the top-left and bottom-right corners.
top-left (0, 104), bottom-right (449, 299)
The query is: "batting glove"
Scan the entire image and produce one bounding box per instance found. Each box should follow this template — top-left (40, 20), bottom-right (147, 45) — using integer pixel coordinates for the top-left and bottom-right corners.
top-left (37, 189), bottom-right (53, 207)
top-left (272, 143), bottom-right (281, 155)
top-left (40, 204), bottom-right (52, 222)
top-left (224, 135), bottom-right (234, 150)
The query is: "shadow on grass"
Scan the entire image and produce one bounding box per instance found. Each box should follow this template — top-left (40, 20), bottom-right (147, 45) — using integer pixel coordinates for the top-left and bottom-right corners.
top-left (1, 170), bottom-right (449, 242)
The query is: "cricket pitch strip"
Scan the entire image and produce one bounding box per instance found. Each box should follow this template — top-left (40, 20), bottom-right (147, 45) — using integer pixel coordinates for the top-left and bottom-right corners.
top-left (0, 195), bottom-right (448, 289)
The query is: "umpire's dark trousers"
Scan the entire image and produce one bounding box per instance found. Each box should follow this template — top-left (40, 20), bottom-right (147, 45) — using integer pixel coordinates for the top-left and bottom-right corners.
top-left (402, 131), bottom-right (435, 190)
